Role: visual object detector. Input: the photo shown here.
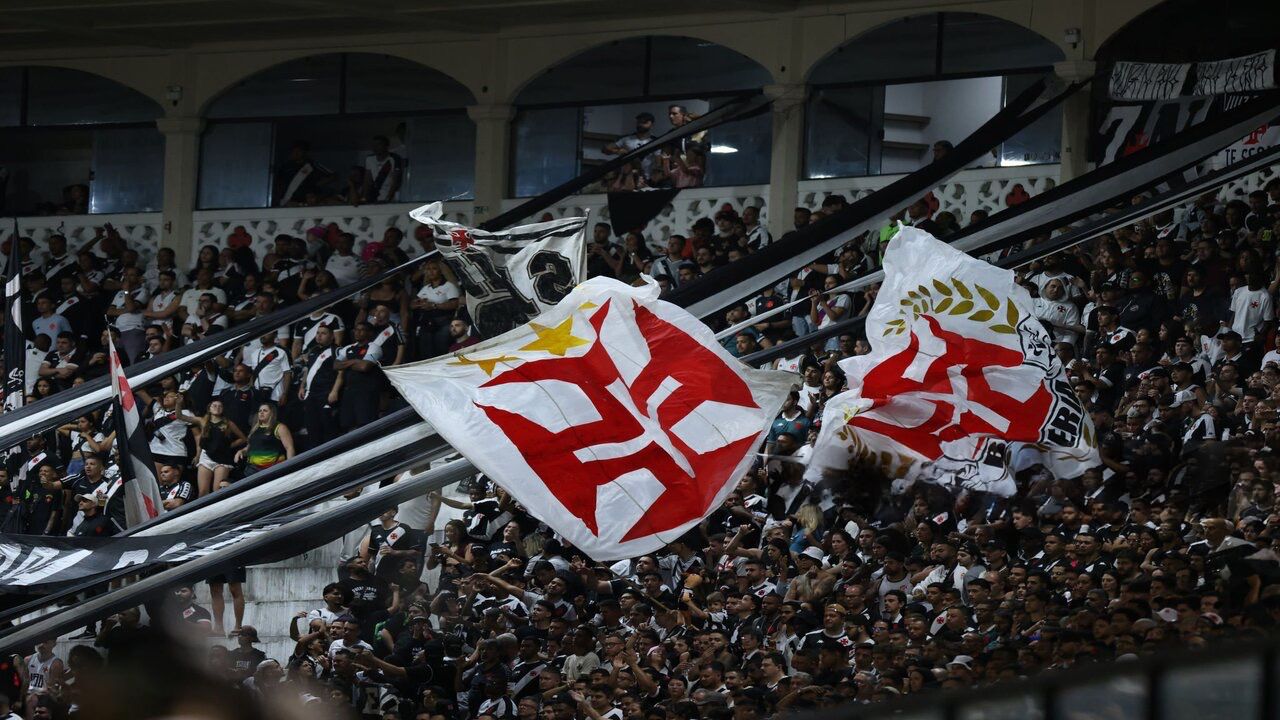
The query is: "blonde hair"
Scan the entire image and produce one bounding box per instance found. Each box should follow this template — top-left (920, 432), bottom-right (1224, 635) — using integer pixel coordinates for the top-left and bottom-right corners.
top-left (796, 502), bottom-right (823, 532)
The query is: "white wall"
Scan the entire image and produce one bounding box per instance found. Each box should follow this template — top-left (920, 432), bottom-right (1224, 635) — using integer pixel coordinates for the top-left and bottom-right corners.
top-left (881, 77), bottom-right (1003, 174)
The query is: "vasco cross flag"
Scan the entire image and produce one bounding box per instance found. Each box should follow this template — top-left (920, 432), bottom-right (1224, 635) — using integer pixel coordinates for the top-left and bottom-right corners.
top-left (813, 226), bottom-right (1099, 497)
top-left (385, 277), bottom-right (793, 561)
top-left (410, 201), bottom-right (587, 339)
top-left (107, 335), bottom-right (163, 526)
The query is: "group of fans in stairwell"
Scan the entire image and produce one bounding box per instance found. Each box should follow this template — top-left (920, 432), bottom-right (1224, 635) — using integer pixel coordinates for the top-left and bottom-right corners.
top-left (4, 164), bottom-right (1280, 720)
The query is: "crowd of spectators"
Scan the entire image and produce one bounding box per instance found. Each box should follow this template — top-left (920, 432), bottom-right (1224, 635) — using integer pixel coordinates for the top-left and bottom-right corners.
top-left (4, 167), bottom-right (1280, 720)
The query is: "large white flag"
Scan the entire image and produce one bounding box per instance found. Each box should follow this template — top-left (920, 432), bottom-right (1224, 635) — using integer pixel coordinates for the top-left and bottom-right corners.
top-left (814, 226), bottom-right (1099, 497)
top-left (410, 202), bottom-right (587, 339)
top-left (385, 277), bottom-right (793, 561)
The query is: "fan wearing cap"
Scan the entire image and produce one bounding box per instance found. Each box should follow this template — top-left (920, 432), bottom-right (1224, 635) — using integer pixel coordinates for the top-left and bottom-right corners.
top-left (228, 625), bottom-right (267, 681)
top-left (799, 603), bottom-right (854, 655)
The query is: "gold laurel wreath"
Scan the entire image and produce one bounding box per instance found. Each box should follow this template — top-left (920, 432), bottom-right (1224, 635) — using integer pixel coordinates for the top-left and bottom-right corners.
top-left (883, 277), bottom-right (1020, 336)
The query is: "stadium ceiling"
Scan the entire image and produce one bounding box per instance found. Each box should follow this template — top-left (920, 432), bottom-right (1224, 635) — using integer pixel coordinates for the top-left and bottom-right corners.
top-left (0, 0), bottom-right (819, 50)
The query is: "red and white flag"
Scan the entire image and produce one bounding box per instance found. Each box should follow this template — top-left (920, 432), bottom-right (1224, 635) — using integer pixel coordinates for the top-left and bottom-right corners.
top-left (107, 335), bottom-right (163, 526)
top-left (814, 226), bottom-right (1099, 497)
top-left (385, 277), bottom-right (793, 561)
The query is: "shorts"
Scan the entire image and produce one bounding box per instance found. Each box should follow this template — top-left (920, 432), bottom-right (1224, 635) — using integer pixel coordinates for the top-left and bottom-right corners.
top-left (208, 567), bottom-right (247, 584)
top-left (197, 450), bottom-right (233, 472)
top-left (153, 452), bottom-right (188, 470)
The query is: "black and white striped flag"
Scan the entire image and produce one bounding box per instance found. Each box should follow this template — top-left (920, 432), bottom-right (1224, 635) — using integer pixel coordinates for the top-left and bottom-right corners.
top-left (2, 235), bottom-right (22, 415)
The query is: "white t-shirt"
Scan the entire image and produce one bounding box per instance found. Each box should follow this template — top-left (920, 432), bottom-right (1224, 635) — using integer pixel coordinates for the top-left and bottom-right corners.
top-left (363, 153), bottom-right (403, 202)
top-left (1229, 286), bottom-right (1275, 343)
top-left (325, 254), bottom-right (362, 287)
top-left (111, 287), bottom-right (150, 331)
top-left (816, 293), bottom-right (852, 328)
top-left (1262, 349), bottom-right (1280, 370)
top-left (242, 342), bottom-right (292, 402)
top-left (1033, 298), bottom-right (1082, 345)
top-left (180, 286), bottom-right (227, 318)
top-left (416, 281), bottom-right (461, 306)
top-left (147, 289), bottom-right (180, 330)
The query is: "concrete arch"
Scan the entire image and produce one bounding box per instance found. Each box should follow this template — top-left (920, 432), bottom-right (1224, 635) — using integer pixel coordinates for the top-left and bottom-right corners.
top-left (193, 46), bottom-right (482, 116)
top-left (801, 7), bottom-right (1065, 83)
top-left (0, 58), bottom-right (168, 110)
top-left (502, 28), bottom-right (777, 105)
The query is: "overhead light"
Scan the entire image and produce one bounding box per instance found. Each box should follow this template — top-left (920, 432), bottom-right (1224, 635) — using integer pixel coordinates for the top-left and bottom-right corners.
top-left (710, 144), bottom-right (738, 154)
top-left (289, 78), bottom-right (317, 83)
top-left (1000, 158), bottom-right (1034, 166)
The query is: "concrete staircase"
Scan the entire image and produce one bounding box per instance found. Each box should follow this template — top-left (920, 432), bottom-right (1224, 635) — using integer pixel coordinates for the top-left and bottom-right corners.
top-left (44, 473), bottom-right (468, 665)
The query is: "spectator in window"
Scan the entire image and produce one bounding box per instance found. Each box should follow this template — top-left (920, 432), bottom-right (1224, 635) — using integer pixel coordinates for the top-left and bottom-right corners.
top-left (362, 135), bottom-right (404, 204)
top-left (276, 141), bottom-right (334, 207)
top-left (604, 112), bottom-right (657, 180)
top-left (931, 140), bottom-right (954, 164)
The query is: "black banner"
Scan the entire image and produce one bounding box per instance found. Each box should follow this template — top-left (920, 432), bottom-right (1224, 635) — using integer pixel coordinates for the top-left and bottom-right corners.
top-left (0, 519), bottom-right (290, 594)
top-left (608, 189), bottom-right (681, 238)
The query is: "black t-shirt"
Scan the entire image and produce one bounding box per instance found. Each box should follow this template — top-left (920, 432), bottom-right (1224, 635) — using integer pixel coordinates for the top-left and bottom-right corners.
top-left (229, 646), bottom-right (267, 679)
top-left (367, 521), bottom-right (422, 580)
top-left (339, 568), bottom-right (392, 628)
top-left (217, 384), bottom-right (263, 436)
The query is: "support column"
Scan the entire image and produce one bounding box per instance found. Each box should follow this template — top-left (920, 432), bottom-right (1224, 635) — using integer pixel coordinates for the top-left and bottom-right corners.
top-left (156, 116), bottom-right (204, 268)
top-left (467, 104), bottom-right (514, 225)
top-left (763, 83), bottom-right (807, 241)
top-left (1054, 60), bottom-right (1097, 183)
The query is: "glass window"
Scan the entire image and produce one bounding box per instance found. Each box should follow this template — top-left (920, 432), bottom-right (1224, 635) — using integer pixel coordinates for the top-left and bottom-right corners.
top-left (345, 54), bottom-right (475, 113)
top-left (90, 127), bottom-right (164, 213)
top-left (958, 693), bottom-right (1042, 720)
top-left (206, 55), bottom-right (342, 119)
top-left (804, 87), bottom-right (882, 179)
top-left (511, 107), bottom-right (580, 197)
top-left (197, 122), bottom-right (273, 209)
top-left (515, 39), bottom-right (647, 106)
top-left (807, 15), bottom-right (939, 85)
top-left (25, 67), bottom-right (161, 126)
top-left (648, 37), bottom-right (773, 97)
top-left (702, 106), bottom-right (772, 186)
top-left (404, 114), bottom-right (475, 201)
top-left (942, 13), bottom-right (1064, 75)
top-left (1000, 74), bottom-right (1062, 165)
top-left (0, 128), bottom-right (93, 215)
top-left (1055, 674), bottom-right (1145, 720)
top-left (1163, 658), bottom-right (1262, 720)
top-left (0, 68), bottom-right (21, 128)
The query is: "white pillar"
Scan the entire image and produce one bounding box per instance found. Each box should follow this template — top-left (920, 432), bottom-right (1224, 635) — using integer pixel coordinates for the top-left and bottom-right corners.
top-left (156, 116), bottom-right (204, 268)
top-left (467, 104), bottom-right (514, 225)
top-left (764, 83), bottom-right (807, 240)
top-left (1054, 60), bottom-right (1097, 183)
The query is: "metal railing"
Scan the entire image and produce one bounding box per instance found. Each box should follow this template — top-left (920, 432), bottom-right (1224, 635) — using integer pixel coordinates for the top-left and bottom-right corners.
top-left (830, 633), bottom-right (1277, 720)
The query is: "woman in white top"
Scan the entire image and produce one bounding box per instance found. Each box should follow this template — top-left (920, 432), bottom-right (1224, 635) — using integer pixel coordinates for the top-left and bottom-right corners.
top-left (148, 390), bottom-right (197, 477)
top-left (411, 260), bottom-right (462, 359)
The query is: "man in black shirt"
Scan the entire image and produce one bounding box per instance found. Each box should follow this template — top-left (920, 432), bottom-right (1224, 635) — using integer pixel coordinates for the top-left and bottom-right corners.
top-left (228, 625), bottom-right (268, 681)
top-left (217, 363), bottom-right (262, 434)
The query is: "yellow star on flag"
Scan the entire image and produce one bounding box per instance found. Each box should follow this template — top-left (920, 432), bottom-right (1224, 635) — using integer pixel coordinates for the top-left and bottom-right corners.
top-left (448, 353), bottom-right (520, 376)
top-left (520, 317), bottom-right (590, 356)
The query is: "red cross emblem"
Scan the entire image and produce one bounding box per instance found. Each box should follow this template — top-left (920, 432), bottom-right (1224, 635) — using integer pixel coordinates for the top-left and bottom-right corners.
top-left (476, 299), bottom-right (762, 543)
top-left (849, 315), bottom-right (1052, 459)
top-left (449, 229), bottom-right (475, 250)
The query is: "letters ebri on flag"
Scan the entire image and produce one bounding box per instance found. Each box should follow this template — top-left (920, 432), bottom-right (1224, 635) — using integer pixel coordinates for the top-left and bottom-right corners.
top-left (409, 202), bottom-right (587, 339)
top-left (814, 226), bottom-right (1099, 496)
top-left (385, 278), bottom-right (793, 561)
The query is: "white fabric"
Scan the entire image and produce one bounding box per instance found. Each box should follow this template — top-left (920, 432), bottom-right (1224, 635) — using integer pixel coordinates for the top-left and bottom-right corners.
top-left (814, 226), bottom-right (1099, 497)
top-left (385, 277), bottom-right (793, 561)
top-left (1229, 286), bottom-right (1275, 343)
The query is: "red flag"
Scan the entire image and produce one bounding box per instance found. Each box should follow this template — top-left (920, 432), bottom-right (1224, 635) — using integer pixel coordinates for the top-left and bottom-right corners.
top-left (107, 335), bottom-right (162, 525)
top-left (385, 278), bottom-right (793, 561)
